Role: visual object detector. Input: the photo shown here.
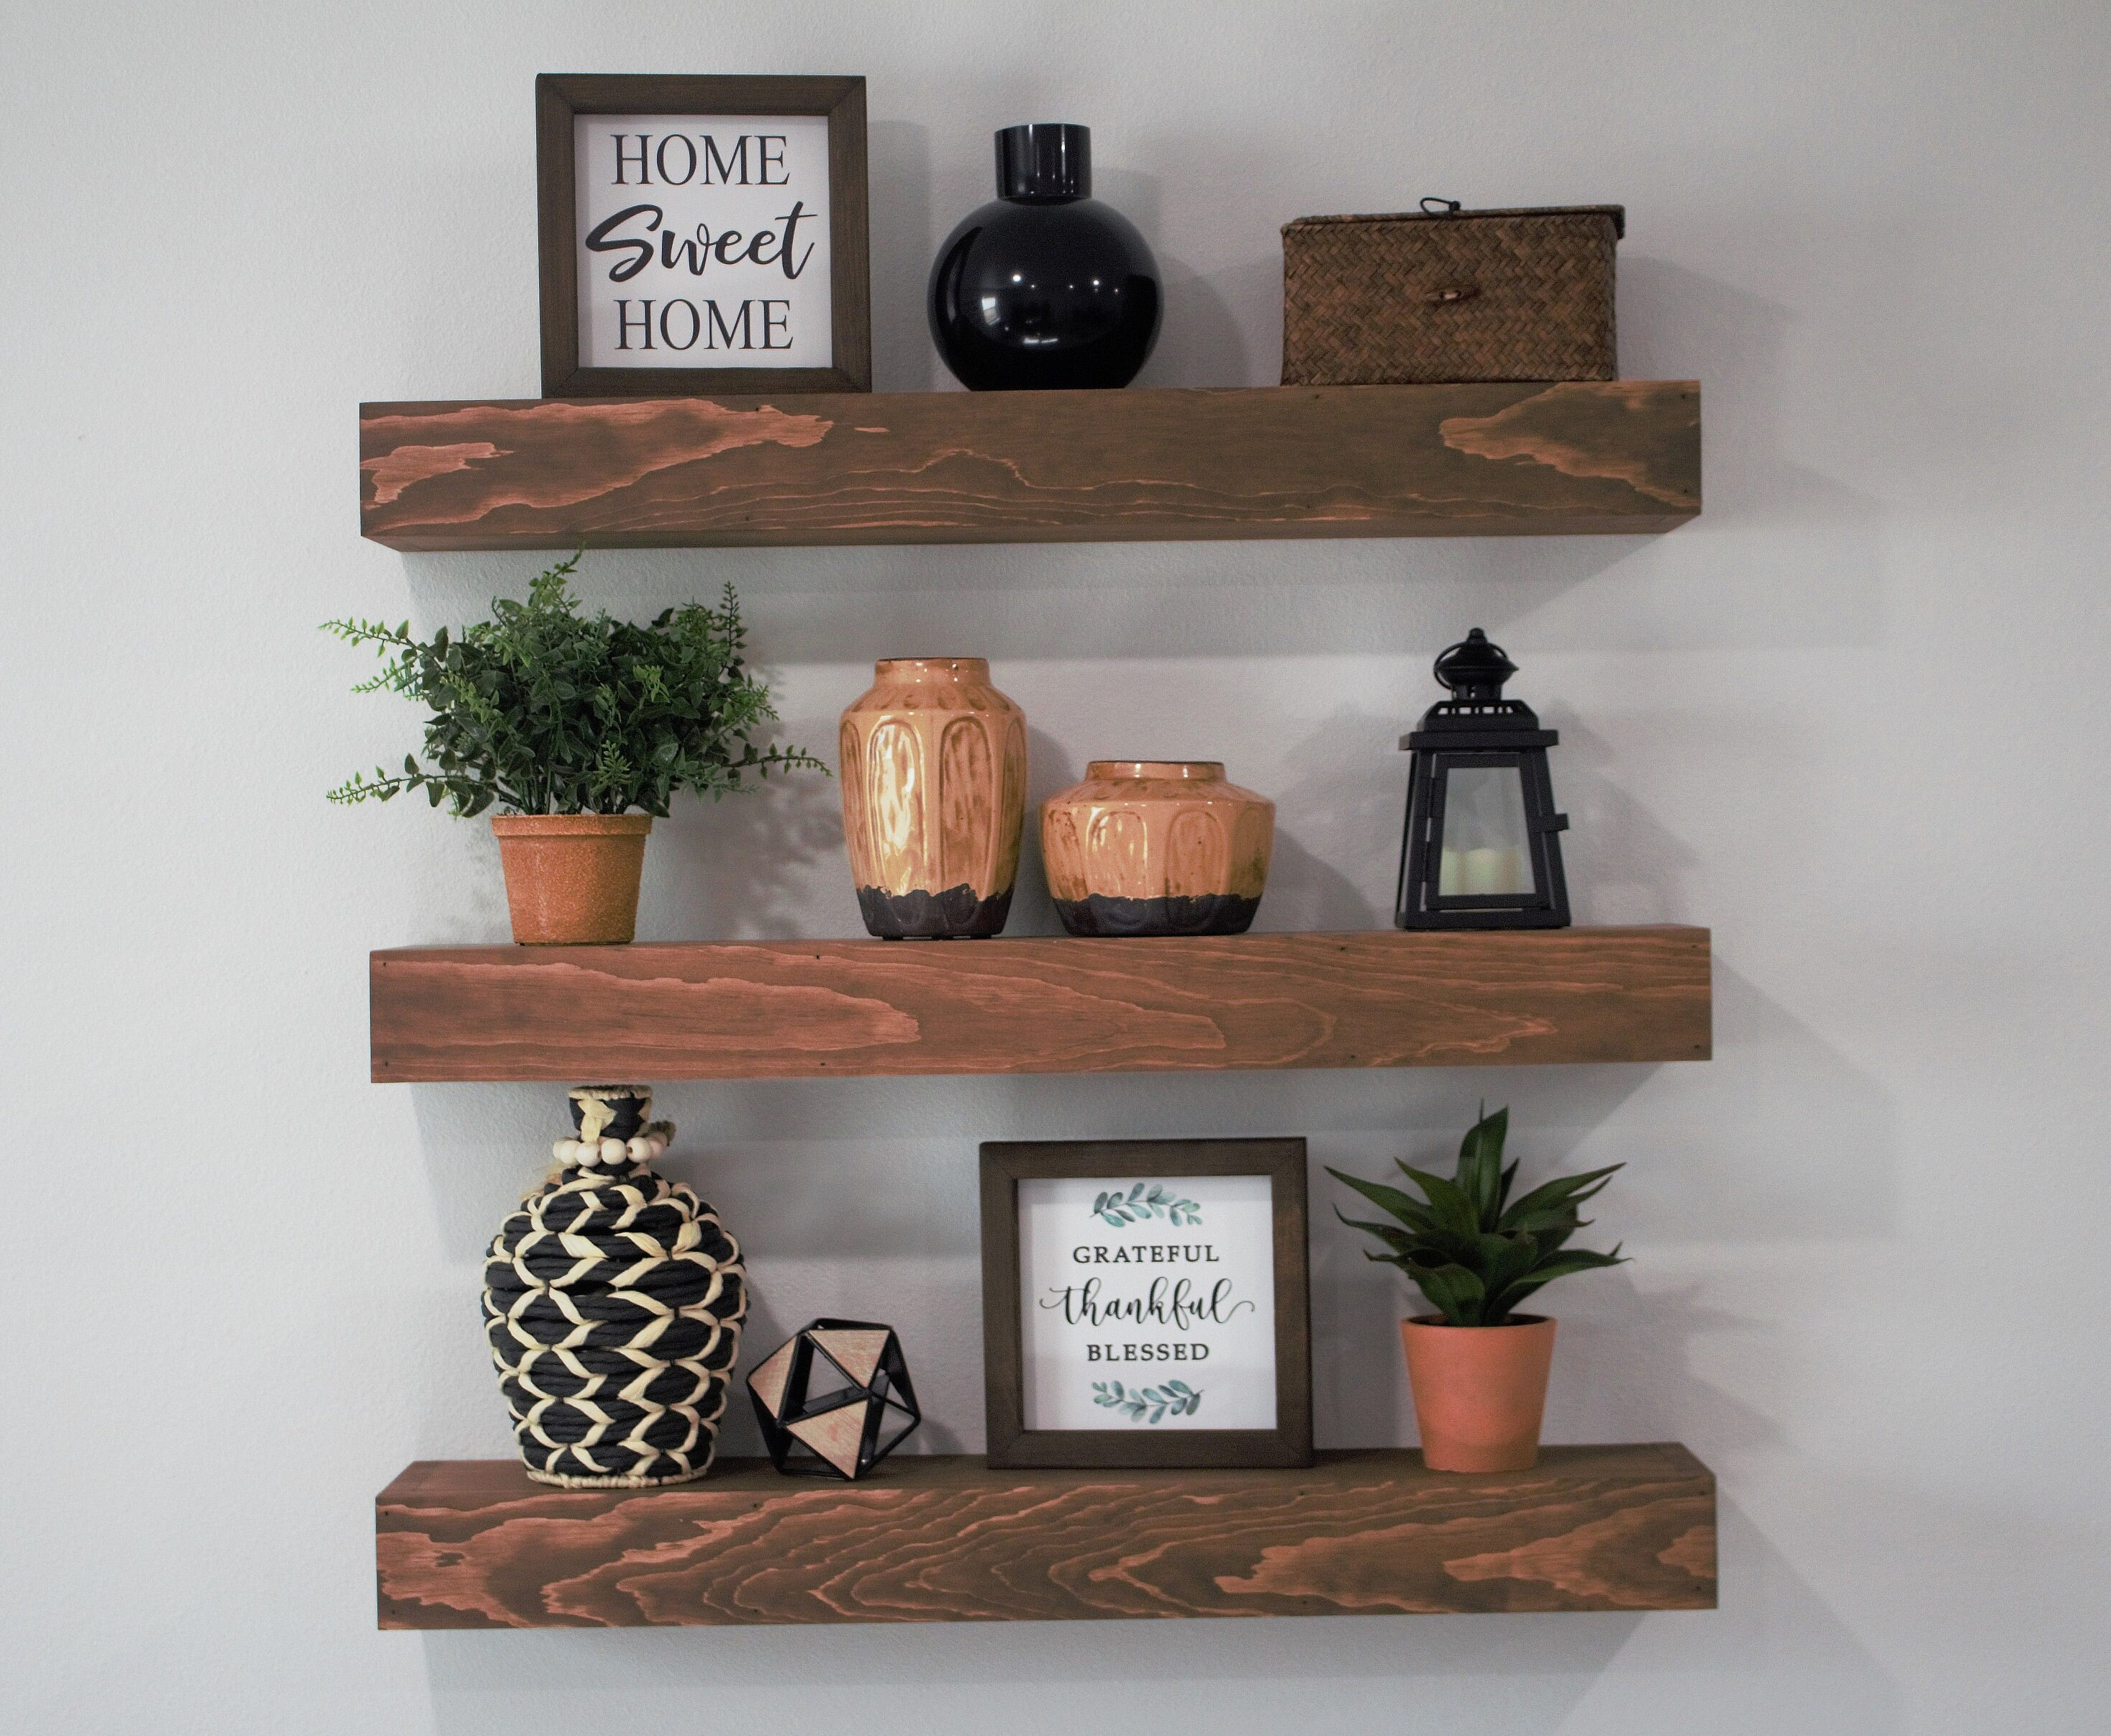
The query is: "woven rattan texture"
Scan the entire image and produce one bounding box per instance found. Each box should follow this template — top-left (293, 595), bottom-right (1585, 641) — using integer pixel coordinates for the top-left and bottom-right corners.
top-left (483, 1154), bottom-right (746, 1488)
top-left (1281, 212), bottom-right (1617, 385)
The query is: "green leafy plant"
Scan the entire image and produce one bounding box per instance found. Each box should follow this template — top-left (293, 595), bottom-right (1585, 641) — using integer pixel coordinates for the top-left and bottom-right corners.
top-left (324, 554), bottom-right (825, 816)
top-left (1090, 1182), bottom-right (1202, 1227)
top-left (1092, 1380), bottom-right (1202, 1423)
top-left (1327, 1106), bottom-right (1626, 1326)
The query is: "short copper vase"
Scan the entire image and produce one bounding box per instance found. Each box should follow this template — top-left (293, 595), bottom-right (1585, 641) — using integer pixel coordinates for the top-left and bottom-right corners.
top-left (839, 658), bottom-right (1027, 938)
top-left (1040, 760), bottom-right (1274, 937)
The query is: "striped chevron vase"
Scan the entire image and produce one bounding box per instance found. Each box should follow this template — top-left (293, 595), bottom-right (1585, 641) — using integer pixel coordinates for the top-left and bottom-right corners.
top-left (481, 1086), bottom-right (748, 1488)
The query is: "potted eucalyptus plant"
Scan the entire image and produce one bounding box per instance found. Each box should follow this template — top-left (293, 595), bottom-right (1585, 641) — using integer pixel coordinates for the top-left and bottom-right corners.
top-left (1330, 1106), bottom-right (1626, 1472)
top-left (327, 555), bottom-right (824, 943)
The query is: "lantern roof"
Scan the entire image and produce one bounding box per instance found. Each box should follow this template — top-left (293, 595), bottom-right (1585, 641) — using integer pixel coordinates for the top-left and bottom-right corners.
top-left (1404, 628), bottom-right (1556, 747)
top-left (1434, 629), bottom-right (1517, 701)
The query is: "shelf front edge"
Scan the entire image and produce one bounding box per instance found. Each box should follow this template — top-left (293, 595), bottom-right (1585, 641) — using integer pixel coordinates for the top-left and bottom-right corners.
top-left (369, 925), bottom-right (1712, 1082)
top-left (376, 1445), bottom-right (1717, 1626)
top-left (358, 381), bottom-right (1700, 549)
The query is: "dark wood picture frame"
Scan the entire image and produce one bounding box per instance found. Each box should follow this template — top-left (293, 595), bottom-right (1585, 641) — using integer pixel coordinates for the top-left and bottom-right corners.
top-left (980, 1138), bottom-right (1312, 1469)
top-left (535, 73), bottom-right (871, 396)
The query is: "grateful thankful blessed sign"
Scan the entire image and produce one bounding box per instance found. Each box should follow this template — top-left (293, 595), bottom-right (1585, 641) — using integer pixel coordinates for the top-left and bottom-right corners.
top-left (1018, 1174), bottom-right (1280, 1431)
top-left (572, 112), bottom-right (836, 369)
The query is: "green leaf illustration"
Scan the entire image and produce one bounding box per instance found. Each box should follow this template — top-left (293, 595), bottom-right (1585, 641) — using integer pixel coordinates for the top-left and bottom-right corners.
top-left (1092, 1380), bottom-right (1204, 1423)
top-left (1091, 1181), bottom-right (1204, 1228)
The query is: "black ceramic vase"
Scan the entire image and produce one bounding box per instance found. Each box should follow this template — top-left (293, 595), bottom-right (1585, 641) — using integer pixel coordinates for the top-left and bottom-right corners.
top-left (927, 123), bottom-right (1161, 391)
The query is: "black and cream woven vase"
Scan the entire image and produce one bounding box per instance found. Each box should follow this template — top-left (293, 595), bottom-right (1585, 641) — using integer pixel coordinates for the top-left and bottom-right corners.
top-left (481, 1086), bottom-right (748, 1488)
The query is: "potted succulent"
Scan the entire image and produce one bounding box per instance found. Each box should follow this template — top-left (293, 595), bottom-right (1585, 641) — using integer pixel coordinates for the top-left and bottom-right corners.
top-left (1329, 1106), bottom-right (1625, 1472)
top-left (327, 555), bottom-right (823, 943)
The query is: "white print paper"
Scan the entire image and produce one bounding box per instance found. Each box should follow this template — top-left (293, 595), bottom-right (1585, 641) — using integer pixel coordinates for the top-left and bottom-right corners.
top-left (1020, 1174), bottom-right (1278, 1432)
top-left (574, 114), bottom-right (833, 368)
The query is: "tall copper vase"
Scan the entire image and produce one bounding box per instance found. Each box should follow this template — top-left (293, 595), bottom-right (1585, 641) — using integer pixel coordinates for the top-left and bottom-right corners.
top-left (839, 658), bottom-right (1027, 938)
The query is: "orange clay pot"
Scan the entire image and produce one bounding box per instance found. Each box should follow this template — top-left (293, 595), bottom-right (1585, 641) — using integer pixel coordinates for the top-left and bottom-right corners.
top-left (1399, 1314), bottom-right (1556, 1473)
top-left (489, 814), bottom-right (652, 945)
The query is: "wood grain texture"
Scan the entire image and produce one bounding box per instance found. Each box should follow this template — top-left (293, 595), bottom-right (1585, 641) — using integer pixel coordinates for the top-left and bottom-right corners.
top-left (368, 925), bottom-right (1711, 1082)
top-left (357, 380), bottom-right (1699, 550)
top-left (376, 1445), bottom-right (1717, 1627)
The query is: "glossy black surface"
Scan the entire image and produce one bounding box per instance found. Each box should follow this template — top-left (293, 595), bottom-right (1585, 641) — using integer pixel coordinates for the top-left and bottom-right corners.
top-left (997, 122), bottom-right (1089, 200)
top-left (928, 124), bottom-right (1161, 391)
top-left (1053, 893), bottom-right (1261, 938)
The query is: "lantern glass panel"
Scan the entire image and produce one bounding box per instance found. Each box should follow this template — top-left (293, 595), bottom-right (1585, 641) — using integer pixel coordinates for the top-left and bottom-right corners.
top-left (1435, 764), bottom-right (1536, 898)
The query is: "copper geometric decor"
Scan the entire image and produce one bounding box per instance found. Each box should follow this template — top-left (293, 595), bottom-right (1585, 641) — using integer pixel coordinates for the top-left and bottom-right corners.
top-left (746, 1318), bottom-right (922, 1479)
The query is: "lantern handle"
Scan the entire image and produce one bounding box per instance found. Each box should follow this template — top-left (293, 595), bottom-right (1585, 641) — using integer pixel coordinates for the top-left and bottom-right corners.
top-left (1432, 627), bottom-right (1518, 699)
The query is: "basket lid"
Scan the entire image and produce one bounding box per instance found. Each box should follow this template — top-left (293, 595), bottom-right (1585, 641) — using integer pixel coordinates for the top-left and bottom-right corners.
top-left (1282, 202), bottom-right (1625, 240)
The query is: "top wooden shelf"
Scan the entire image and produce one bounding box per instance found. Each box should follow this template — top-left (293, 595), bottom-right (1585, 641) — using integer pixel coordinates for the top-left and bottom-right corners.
top-left (359, 380), bottom-right (1699, 551)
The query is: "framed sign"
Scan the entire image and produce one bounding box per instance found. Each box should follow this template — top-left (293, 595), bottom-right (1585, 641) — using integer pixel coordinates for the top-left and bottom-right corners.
top-left (980, 1139), bottom-right (1312, 1469)
top-left (535, 73), bottom-right (871, 396)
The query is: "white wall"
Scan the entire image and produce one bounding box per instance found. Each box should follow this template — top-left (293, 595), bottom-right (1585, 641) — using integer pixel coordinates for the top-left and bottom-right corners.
top-left (5, 2), bottom-right (2107, 1730)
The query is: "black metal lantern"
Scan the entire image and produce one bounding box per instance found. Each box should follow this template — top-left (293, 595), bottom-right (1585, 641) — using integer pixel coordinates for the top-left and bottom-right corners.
top-left (1395, 629), bottom-right (1571, 930)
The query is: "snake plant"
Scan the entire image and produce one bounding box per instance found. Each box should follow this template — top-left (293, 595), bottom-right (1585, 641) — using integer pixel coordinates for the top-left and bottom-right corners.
top-left (1328, 1106), bottom-right (1626, 1326)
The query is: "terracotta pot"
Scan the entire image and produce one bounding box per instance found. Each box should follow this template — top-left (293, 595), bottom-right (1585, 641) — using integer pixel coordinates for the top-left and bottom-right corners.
top-left (1399, 1313), bottom-right (1556, 1473)
top-left (489, 814), bottom-right (651, 944)
top-left (1040, 760), bottom-right (1274, 936)
top-left (839, 658), bottom-right (1026, 938)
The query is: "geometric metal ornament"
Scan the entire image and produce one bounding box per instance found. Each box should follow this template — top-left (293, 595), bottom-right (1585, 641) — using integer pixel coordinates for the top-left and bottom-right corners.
top-left (1395, 628), bottom-right (1572, 930)
top-left (745, 1318), bottom-right (921, 1480)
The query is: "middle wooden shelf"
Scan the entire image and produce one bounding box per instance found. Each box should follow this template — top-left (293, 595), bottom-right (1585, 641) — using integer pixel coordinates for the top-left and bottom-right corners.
top-left (371, 924), bottom-right (1710, 1082)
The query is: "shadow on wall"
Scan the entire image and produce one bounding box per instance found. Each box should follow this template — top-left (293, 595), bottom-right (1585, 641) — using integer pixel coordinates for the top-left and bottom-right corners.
top-left (640, 768), bottom-right (846, 942)
top-left (1554, 717), bottom-right (1704, 927)
top-left (409, 1496), bottom-right (1899, 1733)
top-left (867, 119), bottom-right (936, 392)
top-left (1255, 705), bottom-right (1406, 931)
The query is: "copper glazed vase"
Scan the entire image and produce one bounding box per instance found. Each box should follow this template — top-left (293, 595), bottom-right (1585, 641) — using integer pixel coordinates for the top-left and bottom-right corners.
top-left (1040, 760), bottom-right (1274, 936)
top-left (839, 658), bottom-right (1027, 938)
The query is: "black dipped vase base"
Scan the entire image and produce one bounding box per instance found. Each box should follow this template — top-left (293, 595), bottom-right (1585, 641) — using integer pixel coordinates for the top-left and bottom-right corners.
top-left (1053, 893), bottom-right (1262, 937)
top-left (858, 883), bottom-right (1013, 939)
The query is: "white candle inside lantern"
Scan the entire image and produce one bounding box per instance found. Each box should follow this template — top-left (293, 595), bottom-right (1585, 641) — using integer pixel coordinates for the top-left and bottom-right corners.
top-left (1456, 847), bottom-right (1530, 896)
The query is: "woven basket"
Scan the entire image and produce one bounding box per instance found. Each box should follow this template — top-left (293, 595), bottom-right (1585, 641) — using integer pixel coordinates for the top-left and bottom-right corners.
top-left (1281, 203), bottom-right (1622, 386)
top-left (482, 1089), bottom-right (748, 1489)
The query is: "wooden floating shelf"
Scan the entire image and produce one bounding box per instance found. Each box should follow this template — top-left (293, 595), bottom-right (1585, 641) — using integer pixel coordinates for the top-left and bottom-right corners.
top-left (358, 380), bottom-right (1699, 550)
top-left (370, 925), bottom-right (1710, 1083)
top-left (376, 1445), bottom-right (1716, 1627)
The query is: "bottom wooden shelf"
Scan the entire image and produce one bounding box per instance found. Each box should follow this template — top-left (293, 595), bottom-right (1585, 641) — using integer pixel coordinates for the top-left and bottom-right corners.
top-left (376, 1445), bottom-right (1715, 1627)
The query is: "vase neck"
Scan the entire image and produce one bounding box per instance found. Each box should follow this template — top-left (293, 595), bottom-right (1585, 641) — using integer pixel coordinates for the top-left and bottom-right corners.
top-left (1086, 760), bottom-right (1225, 783)
top-left (874, 657), bottom-right (991, 686)
top-left (996, 122), bottom-right (1090, 201)
top-left (570, 1085), bottom-right (651, 1144)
